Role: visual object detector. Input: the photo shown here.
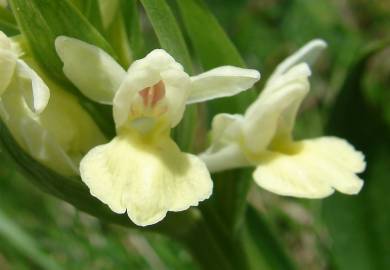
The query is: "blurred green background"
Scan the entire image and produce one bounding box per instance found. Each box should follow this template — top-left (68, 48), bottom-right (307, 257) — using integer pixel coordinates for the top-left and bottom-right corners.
top-left (0, 0), bottom-right (389, 269)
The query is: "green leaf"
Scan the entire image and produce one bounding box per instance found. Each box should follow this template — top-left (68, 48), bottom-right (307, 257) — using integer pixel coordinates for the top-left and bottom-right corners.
top-left (82, 0), bottom-right (105, 34)
top-left (0, 209), bottom-right (63, 270)
top-left (208, 170), bottom-right (252, 233)
top-left (0, 6), bottom-right (19, 36)
top-left (104, 3), bottom-right (132, 67)
top-left (180, 218), bottom-right (235, 270)
top-left (243, 206), bottom-right (297, 270)
top-left (140, 0), bottom-right (192, 72)
top-left (121, 0), bottom-right (144, 59)
top-left (323, 41), bottom-right (390, 270)
top-left (9, 0), bottom-right (117, 82)
top-left (176, 0), bottom-right (257, 114)
top-left (68, 0), bottom-right (104, 33)
top-left (176, 0), bottom-right (244, 69)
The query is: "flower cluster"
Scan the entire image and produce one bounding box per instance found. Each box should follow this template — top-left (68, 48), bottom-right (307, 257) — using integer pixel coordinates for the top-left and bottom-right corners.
top-left (0, 31), bottom-right (365, 226)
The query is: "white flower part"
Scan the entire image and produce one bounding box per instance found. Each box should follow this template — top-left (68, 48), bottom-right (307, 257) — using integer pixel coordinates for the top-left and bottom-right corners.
top-left (199, 113), bottom-right (250, 172)
top-left (20, 117), bottom-right (79, 174)
top-left (253, 137), bottom-right (365, 198)
top-left (0, 74), bottom-right (105, 176)
top-left (243, 63), bottom-right (311, 153)
top-left (16, 60), bottom-right (50, 114)
top-left (200, 144), bottom-right (249, 173)
top-left (80, 135), bottom-right (213, 226)
top-left (0, 31), bottom-right (50, 113)
top-left (187, 66), bottom-right (260, 104)
top-left (267, 39), bottom-right (327, 86)
top-left (55, 36), bottom-right (126, 104)
top-left (0, 32), bottom-right (17, 96)
top-left (207, 113), bottom-right (243, 152)
top-left (113, 49), bottom-right (191, 130)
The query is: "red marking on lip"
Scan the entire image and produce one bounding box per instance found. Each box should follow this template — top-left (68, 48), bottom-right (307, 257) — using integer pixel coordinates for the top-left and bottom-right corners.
top-left (139, 81), bottom-right (166, 107)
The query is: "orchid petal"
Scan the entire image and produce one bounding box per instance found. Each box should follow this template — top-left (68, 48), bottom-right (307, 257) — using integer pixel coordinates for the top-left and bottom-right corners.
top-left (0, 77), bottom-right (105, 176)
top-left (243, 72), bottom-right (310, 153)
top-left (19, 117), bottom-right (79, 175)
top-left (0, 31), bottom-right (12, 51)
top-left (206, 113), bottom-right (243, 153)
top-left (0, 49), bottom-right (16, 97)
top-left (80, 134), bottom-right (213, 226)
top-left (55, 36), bottom-right (126, 104)
top-left (267, 39), bottom-right (327, 85)
top-left (0, 32), bottom-right (17, 96)
top-left (0, 31), bottom-right (18, 96)
top-left (16, 60), bottom-right (50, 114)
top-left (253, 137), bottom-right (365, 198)
top-left (260, 61), bottom-right (311, 99)
top-left (0, 81), bottom-right (77, 175)
top-left (200, 144), bottom-right (249, 173)
top-left (187, 66), bottom-right (260, 104)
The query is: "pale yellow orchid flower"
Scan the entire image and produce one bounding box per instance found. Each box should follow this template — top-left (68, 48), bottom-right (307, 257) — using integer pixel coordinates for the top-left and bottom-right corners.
top-left (200, 39), bottom-right (366, 198)
top-left (55, 36), bottom-right (260, 226)
top-left (0, 32), bottom-right (105, 175)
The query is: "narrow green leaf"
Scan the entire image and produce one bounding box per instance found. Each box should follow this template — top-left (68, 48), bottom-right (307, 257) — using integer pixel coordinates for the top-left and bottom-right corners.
top-left (0, 6), bottom-right (17, 25)
top-left (9, 0), bottom-right (117, 82)
top-left (0, 18), bottom-right (19, 36)
top-left (69, 0), bottom-right (104, 33)
top-left (243, 206), bottom-right (297, 270)
top-left (140, 0), bottom-right (192, 72)
top-left (323, 41), bottom-right (390, 270)
top-left (176, 0), bottom-right (257, 114)
top-left (209, 170), bottom-right (252, 233)
top-left (177, 0), bottom-right (244, 68)
top-left (0, 6), bottom-right (19, 35)
top-left (0, 209), bottom-right (63, 270)
top-left (105, 4), bottom-right (132, 67)
top-left (83, 0), bottom-right (105, 34)
top-left (180, 219), bottom-right (235, 270)
top-left (121, 0), bottom-right (144, 59)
